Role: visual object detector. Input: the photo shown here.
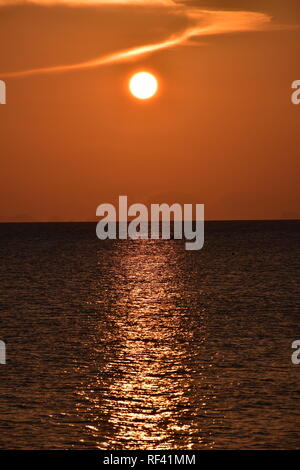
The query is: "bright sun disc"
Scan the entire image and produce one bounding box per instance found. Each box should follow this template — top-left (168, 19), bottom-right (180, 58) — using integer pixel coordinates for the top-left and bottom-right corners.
top-left (129, 72), bottom-right (158, 100)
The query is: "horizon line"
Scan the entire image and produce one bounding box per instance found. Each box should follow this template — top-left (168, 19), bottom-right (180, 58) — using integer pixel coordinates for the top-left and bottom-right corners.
top-left (0, 218), bottom-right (299, 224)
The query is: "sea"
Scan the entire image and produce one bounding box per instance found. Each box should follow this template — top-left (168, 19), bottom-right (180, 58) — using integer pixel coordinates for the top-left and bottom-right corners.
top-left (0, 220), bottom-right (299, 449)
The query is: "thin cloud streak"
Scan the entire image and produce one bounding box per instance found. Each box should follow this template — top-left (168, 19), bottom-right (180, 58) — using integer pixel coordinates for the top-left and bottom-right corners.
top-left (0, 0), bottom-right (174, 5)
top-left (1, 6), bottom-right (272, 78)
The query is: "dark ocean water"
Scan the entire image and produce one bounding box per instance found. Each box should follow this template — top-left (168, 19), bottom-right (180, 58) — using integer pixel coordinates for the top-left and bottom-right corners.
top-left (0, 221), bottom-right (299, 450)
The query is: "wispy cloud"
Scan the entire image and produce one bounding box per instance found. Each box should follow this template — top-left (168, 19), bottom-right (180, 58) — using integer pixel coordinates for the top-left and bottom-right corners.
top-left (0, 0), bottom-right (173, 4)
top-left (1, 1), bottom-right (272, 78)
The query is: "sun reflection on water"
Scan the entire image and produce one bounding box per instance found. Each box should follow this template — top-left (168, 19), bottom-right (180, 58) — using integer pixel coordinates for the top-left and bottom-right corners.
top-left (75, 240), bottom-right (218, 449)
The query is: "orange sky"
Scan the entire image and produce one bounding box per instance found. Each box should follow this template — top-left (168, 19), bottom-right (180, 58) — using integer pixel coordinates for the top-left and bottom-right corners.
top-left (0, 0), bottom-right (299, 221)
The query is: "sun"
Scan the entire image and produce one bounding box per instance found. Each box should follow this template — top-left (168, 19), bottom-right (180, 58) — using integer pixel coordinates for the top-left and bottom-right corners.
top-left (129, 72), bottom-right (158, 100)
